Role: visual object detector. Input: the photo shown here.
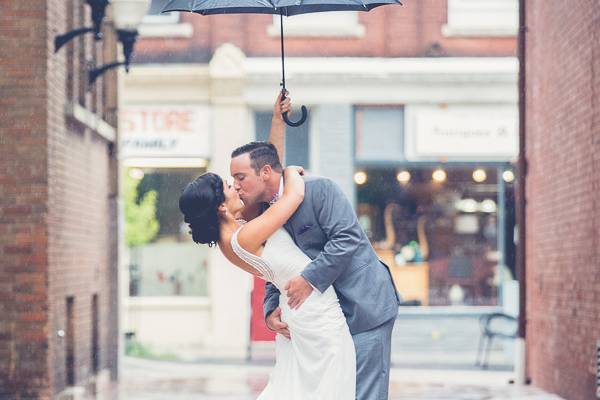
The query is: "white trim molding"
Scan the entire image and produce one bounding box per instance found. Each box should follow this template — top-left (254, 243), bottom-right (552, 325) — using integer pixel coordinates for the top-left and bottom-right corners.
top-left (65, 102), bottom-right (116, 142)
top-left (121, 157), bottom-right (209, 168)
top-left (138, 22), bottom-right (193, 38)
top-left (125, 296), bottom-right (211, 309)
top-left (243, 56), bottom-right (519, 105)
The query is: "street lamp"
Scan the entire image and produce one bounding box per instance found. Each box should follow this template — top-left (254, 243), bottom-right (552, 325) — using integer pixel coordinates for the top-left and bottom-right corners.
top-left (54, 0), bottom-right (110, 53)
top-left (88, 0), bottom-right (150, 85)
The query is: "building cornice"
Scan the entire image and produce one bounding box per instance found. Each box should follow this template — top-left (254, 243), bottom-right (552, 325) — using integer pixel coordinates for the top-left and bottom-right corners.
top-left (245, 57), bottom-right (518, 84)
top-left (123, 57), bottom-right (518, 106)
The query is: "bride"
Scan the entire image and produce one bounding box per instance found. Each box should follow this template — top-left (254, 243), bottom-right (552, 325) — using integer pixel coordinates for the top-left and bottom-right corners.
top-left (178, 94), bottom-right (355, 399)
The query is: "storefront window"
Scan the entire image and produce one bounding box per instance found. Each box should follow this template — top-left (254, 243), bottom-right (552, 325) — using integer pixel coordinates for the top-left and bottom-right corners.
top-left (355, 106), bottom-right (405, 162)
top-left (355, 167), bottom-right (515, 306)
top-left (126, 167), bottom-right (208, 297)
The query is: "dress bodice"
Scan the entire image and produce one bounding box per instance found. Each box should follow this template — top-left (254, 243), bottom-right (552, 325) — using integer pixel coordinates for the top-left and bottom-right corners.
top-left (231, 226), bottom-right (311, 291)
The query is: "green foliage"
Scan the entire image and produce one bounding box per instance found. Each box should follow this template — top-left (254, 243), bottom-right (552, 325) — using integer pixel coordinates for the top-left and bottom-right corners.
top-left (125, 339), bottom-right (178, 361)
top-left (125, 173), bottom-right (160, 247)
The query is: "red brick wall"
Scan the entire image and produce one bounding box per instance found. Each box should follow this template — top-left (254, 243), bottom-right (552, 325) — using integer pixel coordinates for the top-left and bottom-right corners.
top-left (0, 1), bottom-right (51, 397)
top-left (524, 1), bottom-right (600, 399)
top-left (135, 0), bottom-right (516, 63)
top-left (0, 1), bottom-right (119, 398)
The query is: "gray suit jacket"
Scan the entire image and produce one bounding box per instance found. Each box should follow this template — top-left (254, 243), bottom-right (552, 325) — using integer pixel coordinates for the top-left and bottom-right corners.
top-left (264, 176), bottom-right (400, 335)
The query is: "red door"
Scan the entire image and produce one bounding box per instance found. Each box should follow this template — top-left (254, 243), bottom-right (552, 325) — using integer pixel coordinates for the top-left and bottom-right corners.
top-left (250, 276), bottom-right (276, 341)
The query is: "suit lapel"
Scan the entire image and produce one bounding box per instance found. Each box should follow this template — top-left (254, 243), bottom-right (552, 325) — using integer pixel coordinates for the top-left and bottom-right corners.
top-left (284, 218), bottom-right (296, 243)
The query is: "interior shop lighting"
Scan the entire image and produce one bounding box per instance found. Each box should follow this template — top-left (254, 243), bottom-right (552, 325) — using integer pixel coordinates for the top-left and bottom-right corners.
top-left (354, 171), bottom-right (368, 185)
top-left (432, 168), bottom-right (447, 183)
top-left (502, 170), bottom-right (515, 183)
top-left (396, 170), bottom-right (411, 185)
top-left (128, 168), bottom-right (145, 180)
top-left (472, 168), bottom-right (487, 183)
top-left (456, 198), bottom-right (478, 213)
top-left (479, 199), bottom-right (497, 213)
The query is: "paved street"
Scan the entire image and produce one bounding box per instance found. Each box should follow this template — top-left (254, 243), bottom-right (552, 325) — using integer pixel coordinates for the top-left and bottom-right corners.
top-left (116, 357), bottom-right (564, 400)
top-left (227, 310), bottom-right (515, 372)
top-left (155, 310), bottom-right (515, 370)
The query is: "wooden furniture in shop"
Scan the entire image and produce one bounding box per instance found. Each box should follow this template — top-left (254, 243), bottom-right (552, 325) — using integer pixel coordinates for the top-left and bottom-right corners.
top-left (375, 208), bottom-right (431, 306)
top-left (377, 248), bottom-right (430, 306)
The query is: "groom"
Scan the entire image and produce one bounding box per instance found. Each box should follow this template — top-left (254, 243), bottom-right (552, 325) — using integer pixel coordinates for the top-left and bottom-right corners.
top-left (230, 141), bottom-right (401, 399)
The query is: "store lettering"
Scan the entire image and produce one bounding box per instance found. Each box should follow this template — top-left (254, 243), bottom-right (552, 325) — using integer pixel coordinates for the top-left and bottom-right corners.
top-left (122, 138), bottom-right (178, 150)
top-left (122, 110), bottom-right (194, 134)
top-left (432, 126), bottom-right (508, 139)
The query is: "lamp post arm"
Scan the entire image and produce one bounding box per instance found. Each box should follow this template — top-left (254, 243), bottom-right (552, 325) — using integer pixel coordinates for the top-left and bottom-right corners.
top-left (54, 0), bottom-right (109, 53)
top-left (54, 27), bottom-right (96, 53)
top-left (89, 61), bottom-right (126, 85)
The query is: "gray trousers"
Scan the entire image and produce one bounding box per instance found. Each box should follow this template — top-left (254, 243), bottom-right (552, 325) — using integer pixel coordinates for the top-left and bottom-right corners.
top-left (353, 317), bottom-right (396, 400)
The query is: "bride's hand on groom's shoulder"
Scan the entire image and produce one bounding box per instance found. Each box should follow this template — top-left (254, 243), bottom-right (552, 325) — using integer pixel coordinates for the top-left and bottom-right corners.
top-left (285, 165), bottom-right (304, 176)
top-left (283, 167), bottom-right (305, 200)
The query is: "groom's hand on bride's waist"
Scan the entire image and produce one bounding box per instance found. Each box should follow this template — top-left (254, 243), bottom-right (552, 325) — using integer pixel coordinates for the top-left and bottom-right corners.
top-left (285, 276), bottom-right (314, 310)
top-left (266, 307), bottom-right (290, 339)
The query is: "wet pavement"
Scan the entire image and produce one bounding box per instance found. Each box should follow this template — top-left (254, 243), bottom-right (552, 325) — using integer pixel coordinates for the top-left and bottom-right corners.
top-left (117, 357), bottom-right (564, 400)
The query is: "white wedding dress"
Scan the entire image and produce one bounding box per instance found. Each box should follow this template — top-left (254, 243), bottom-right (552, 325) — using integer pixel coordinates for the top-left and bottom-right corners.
top-left (231, 226), bottom-right (356, 400)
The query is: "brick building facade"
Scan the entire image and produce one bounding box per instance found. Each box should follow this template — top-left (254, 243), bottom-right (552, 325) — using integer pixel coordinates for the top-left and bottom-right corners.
top-left (135, 0), bottom-right (516, 61)
top-left (524, 1), bottom-right (600, 399)
top-left (1, 2), bottom-right (119, 399)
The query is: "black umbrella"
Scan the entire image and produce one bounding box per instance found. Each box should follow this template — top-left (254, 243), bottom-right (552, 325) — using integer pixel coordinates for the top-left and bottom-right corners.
top-left (162, 0), bottom-right (402, 127)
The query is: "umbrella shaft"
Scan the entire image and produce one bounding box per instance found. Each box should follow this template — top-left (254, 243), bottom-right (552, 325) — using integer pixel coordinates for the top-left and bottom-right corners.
top-left (280, 12), bottom-right (285, 90)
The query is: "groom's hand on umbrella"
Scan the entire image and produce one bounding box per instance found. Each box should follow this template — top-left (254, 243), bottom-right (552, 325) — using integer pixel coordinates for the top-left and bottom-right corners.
top-left (266, 307), bottom-right (290, 339)
top-left (273, 90), bottom-right (292, 123)
top-left (285, 276), bottom-right (313, 309)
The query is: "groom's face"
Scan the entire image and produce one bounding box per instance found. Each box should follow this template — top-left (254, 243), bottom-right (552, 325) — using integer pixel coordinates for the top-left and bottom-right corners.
top-left (230, 153), bottom-right (268, 206)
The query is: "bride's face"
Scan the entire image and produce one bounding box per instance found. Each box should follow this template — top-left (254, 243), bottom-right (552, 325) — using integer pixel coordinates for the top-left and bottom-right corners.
top-left (222, 180), bottom-right (244, 215)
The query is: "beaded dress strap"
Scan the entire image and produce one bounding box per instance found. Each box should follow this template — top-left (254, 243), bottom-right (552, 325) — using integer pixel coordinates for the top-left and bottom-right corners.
top-left (231, 226), bottom-right (274, 282)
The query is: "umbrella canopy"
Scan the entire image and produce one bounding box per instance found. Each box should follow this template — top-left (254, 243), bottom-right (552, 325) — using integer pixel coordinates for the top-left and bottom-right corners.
top-left (162, 0), bottom-right (401, 16)
top-left (162, 0), bottom-right (403, 126)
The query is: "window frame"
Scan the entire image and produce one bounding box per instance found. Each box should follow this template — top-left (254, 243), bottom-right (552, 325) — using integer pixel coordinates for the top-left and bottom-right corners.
top-left (143, 0), bottom-right (180, 24)
top-left (442, 0), bottom-right (518, 37)
top-left (139, 1), bottom-right (194, 38)
top-left (267, 11), bottom-right (365, 38)
top-left (354, 105), bottom-right (406, 164)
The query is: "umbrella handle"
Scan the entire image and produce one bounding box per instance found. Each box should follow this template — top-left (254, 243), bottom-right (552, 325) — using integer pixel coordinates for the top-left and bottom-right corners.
top-left (280, 90), bottom-right (308, 127)
top-left (283, 106), bottom-right (308, 127)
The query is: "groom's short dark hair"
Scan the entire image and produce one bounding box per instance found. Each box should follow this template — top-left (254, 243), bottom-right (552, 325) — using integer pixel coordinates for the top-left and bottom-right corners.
top-left (231, 141), bottom-right (283, 174)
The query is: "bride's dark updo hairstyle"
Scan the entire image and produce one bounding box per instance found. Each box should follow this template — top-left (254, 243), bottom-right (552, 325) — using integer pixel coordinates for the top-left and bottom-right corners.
top-left (180, 142), bottom-right (282, 246)
top-left (179, 172), bottom-right (225, 247)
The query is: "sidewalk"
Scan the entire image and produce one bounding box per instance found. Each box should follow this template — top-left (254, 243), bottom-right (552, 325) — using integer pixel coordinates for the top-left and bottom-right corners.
top-left (117, 357), bottom-right (564, 400)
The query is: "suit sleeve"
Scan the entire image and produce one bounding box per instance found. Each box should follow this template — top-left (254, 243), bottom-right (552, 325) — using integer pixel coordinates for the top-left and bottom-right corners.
top-left (300, 179), bottom-right (363, 293)
top-left (263, 281), bottom-right (281, 320)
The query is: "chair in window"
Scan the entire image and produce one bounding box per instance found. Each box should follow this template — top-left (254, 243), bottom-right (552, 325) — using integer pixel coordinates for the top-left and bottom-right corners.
top-left (446, 254), bottom-right (475, 302)
top-left (475, 312), bottom-right (518, 368)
